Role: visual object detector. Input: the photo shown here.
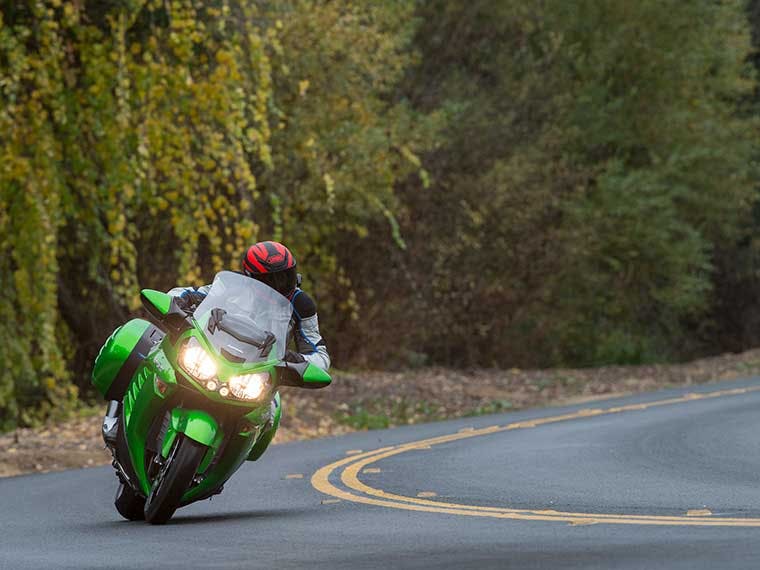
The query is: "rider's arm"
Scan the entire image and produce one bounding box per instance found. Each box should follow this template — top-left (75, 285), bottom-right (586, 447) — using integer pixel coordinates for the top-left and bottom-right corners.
top-left (167, 285), bottom-right (212, 297)
top-left (290, 290), bottom-right (331, 371)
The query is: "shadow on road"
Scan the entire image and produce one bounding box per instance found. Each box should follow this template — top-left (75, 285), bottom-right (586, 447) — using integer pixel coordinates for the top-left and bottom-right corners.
top-left (170, 508), bottom-right (301, 525)
top-left (76, 508), bottom-right (306, 530)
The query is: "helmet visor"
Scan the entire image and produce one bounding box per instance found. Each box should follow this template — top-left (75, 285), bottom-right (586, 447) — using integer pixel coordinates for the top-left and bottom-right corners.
top-left (248, 267), bottom-right (298, 297)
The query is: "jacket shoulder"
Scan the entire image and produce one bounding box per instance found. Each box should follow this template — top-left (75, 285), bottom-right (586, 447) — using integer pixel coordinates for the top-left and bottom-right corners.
top-left (292, 290), bottom-right (317, 319)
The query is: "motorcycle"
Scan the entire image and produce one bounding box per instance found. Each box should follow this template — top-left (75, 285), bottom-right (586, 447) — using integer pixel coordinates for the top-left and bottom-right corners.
top-left (91, 271), bottom-right (330, 524)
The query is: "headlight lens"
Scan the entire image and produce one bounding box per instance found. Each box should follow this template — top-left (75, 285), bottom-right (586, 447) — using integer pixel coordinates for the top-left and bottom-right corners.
top-left (228, 372), bottom-right (270, 401)
top-left (179, 338), bottom-right (217, 381)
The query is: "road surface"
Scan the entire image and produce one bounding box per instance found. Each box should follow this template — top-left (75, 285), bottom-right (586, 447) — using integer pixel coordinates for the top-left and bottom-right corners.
top-left (3, 378), bottom-right (760, 569)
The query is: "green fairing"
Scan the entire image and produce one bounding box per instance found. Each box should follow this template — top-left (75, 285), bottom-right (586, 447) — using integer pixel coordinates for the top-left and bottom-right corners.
top-left (160, 408), bottom-right (226, 476)
top-left (91, 319), bottom-right (152, 398)
top-left (115, 322), bottom-right (283, 503)
top-left (141, 289), bottom-right (173, 316)
top-left (303, 363), bottom-right (332, 385)
top-left (168, 328), bottom-right (280, 407)
top-left (162, 409), bottom-right (219, 457)
top-left (151, 351), bottom-right (177, 398)
top-left (123, 364), bottom-right (167, 495)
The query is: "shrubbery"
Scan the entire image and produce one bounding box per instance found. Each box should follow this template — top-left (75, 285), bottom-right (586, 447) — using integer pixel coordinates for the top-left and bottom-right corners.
top-left (0, 0), bottom-right (758, 428)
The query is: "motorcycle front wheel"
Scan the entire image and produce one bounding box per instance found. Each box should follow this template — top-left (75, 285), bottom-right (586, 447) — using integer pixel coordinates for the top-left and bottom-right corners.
top-left (144, 435), bottom-right (206, 525)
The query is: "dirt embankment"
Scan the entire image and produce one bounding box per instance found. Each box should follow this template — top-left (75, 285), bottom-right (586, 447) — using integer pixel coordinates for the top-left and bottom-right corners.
top-left (3, 349), bottom-right (760, 478)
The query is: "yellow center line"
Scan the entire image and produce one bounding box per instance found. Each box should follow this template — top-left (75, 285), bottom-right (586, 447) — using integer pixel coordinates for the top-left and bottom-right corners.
top-left (311, 385), bottom-right (760, 527)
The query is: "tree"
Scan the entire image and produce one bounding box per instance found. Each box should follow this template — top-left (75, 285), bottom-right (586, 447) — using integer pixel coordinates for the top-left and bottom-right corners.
top-left (0, 0), bottom-right (430, 428)
top-left (369, 0), bottom-right (757, 367)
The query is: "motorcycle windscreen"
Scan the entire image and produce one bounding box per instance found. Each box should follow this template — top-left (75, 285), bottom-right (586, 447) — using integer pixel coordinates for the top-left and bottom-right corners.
top-left (193, 271), bottom-right (293, 363)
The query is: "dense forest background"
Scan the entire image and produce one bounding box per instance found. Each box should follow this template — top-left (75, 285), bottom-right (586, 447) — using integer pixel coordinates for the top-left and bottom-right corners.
top-left (2, 0), bottom-right (760, 429)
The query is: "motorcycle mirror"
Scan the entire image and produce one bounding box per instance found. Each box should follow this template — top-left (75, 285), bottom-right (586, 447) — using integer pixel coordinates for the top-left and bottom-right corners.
top-left (140, 289), bottom-right (173, 318)
top-left (140, 289), bottom-right (190, 335)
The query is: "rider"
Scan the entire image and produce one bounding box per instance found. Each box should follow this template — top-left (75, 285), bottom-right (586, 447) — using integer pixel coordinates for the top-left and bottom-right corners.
top-left (102, 240), bottom-right (330, 445)
top-left (171, 240), bottom-right (331, 373)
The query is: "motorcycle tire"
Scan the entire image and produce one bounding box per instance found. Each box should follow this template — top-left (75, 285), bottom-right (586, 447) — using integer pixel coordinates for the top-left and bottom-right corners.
top-left (114, 481), bottom-right (145, 521)
top-left (144, 435), bottom-right (206, 525)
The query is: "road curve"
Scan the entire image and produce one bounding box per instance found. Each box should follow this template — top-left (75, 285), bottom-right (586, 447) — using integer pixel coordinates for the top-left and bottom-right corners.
top-left (4, 378), bottom-right (760, 569)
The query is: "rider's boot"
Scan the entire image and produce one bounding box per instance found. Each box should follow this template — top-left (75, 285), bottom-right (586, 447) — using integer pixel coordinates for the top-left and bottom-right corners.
top-left (102, 400), bottom-right (120, 449)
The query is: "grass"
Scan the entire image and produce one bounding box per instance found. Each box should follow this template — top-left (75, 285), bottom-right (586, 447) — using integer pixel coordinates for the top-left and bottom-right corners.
top-left (334, 397), bottom-right (519, 429)
top-left (334, 398), bottom-right (444, 430)
top-left (464, 400), bottom-right (514, 417)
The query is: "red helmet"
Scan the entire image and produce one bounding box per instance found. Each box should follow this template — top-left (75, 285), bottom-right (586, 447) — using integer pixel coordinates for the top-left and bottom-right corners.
top-left (242, 241), bottom-right (298, 297)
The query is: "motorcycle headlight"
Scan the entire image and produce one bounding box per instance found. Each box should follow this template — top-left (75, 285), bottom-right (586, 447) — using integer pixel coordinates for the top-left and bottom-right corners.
top-left (179, 338), bottom-right (217, 381)
top-left (228, 372), bottom-right (270, 401)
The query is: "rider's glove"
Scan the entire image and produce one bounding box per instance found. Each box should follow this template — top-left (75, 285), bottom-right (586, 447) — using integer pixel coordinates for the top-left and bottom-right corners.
top-left (283, 350), bottom-right (306, 364)
top-left (177, 289), bottom-right (207, 312)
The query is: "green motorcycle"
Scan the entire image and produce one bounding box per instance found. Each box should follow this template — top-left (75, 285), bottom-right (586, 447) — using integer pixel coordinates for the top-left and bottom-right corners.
top-left (91, 271), bottom-right (330, 524)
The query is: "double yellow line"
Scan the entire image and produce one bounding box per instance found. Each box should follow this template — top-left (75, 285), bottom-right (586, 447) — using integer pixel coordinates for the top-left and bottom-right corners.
top-left (312, 386), bottom-right (760, 526)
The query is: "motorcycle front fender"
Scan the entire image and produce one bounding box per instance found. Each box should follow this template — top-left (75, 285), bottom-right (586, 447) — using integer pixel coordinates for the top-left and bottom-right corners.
top-left (162, 408), bottom-right (220, 458)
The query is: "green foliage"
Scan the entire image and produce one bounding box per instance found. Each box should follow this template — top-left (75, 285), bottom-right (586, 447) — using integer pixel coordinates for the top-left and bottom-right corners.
top-left (1, 0), bottom-right (759, 428)
top-left (702, 1), bottom-right (760, 354)
top-left (465, 400), bottom-right (513, 417)
top-left (545, 0), bottom-right (756, 365)
top-left (335, 398), bottom-right (443, 430)
top-left (349, 0), bottom-right (757, 368)
top-left (0, 0), bottom-right (428, 428)
top-left (251, 0), bottom-right (433, 321)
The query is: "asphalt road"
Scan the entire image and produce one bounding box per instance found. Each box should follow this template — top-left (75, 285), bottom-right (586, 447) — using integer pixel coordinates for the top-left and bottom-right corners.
top-left (4, 378), bottom-right (760, 569)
